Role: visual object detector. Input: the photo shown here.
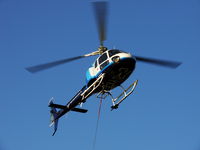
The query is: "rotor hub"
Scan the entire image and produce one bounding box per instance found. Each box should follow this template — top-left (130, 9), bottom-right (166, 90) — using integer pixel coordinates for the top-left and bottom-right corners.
top-left (98, 46), bottom-right (108, 54)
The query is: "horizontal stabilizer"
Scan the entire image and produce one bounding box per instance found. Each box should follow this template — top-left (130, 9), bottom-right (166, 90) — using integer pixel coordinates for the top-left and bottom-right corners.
top-left (49, 103), bottom-right (66, 109)
top-left (49, 102), bottom-right (87, 113)
top-left (71, 108), bottom-right (88, 113)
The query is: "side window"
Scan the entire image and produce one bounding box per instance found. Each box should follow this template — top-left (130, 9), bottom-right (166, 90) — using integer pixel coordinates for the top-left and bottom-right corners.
top-left (94, 61), bottom-right (97, 68)
top-left (100, 60), bottom-right (109, 70)
top-left (98, 53), bottom-right (108, 64)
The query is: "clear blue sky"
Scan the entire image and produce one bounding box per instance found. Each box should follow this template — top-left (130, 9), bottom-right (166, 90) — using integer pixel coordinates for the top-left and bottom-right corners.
top-left (0, 0), bottom-right (200, 150)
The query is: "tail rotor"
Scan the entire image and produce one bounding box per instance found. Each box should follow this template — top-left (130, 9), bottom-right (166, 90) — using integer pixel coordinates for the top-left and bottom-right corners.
top-left (49, 98), bottom-right (59, 136)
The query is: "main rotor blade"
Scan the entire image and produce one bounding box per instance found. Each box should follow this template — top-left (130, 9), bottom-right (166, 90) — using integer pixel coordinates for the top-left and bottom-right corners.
top-left (93, 1), bottom-right (108, 46)
top-left (135, 56), bottom-right (182, 68)
top-left (26, 50), bottom-right (100, 73)
top-left (26, 56), bottom-right (85, 73)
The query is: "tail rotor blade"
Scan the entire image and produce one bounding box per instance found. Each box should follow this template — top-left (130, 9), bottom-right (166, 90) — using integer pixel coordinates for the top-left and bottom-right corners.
top-left (93, 1), bottom-right (108, 46)
top-left (135, 56), bottom-right (182, 68)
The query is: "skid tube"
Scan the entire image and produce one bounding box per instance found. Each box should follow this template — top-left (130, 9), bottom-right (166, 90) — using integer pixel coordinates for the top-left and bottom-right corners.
top-left (109, 80), bottom-right (138, 110)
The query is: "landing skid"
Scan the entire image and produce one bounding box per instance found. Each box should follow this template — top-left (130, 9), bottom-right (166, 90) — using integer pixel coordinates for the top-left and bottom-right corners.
top-left (110, 80), bottom-right (138, 110)
top-left (81, 73), bottom-right (105, 101)
top-left (96, 80), bottom-right (138, 110)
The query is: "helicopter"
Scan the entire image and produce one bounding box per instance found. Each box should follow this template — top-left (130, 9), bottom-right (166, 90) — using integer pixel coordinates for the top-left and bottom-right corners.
top-left (26, 2), bottom-right (181, 136)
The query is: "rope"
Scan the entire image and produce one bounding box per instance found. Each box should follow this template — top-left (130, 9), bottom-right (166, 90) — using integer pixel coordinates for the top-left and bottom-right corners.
top-left (92, 96), bottom-right (103, 150)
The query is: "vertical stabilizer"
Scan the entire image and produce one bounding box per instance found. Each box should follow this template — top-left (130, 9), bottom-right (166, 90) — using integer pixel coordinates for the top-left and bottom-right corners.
top-left (49, 98), bottom-right (59, 136)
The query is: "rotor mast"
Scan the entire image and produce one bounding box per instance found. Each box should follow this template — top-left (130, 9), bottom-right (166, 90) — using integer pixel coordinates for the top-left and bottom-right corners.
top-left (93, 1), bottom-right (109, 55)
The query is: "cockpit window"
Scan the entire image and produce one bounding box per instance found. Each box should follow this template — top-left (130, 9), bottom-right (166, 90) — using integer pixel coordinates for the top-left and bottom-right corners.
top-left (100, 60), bottom-right (109, 70)
top-left (108, 50), bottom-right (121, 57)
top-left (94, 60), bottom-right (97, 68)
top-left (98, 53), bottom-right (108, 64)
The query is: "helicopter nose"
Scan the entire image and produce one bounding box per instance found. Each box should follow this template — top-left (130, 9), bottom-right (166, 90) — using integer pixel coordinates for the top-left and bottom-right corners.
top-left (112, 56), bottom-right (120, 63)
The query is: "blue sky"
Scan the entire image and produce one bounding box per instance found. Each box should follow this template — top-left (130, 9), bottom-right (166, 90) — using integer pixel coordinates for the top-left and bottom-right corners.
top-left (0, 0), bottom-right (200, 150)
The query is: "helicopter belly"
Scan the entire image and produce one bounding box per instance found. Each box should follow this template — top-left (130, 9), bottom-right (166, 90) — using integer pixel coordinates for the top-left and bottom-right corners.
top-left (101, 57), bottom-right (136, 90)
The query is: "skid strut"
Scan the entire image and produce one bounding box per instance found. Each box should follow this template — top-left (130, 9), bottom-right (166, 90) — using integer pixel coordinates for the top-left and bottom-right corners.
top-left (110, 80), bottom-right (138, 110)
top-left (81, 73), bottom-right (105, 101)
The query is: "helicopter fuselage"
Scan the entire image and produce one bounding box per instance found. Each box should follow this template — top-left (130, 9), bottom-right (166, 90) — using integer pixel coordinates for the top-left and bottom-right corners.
top-left (86, 49), bottom-right (136, 92)
top-left (24, 1), bottom-right (182, 136)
